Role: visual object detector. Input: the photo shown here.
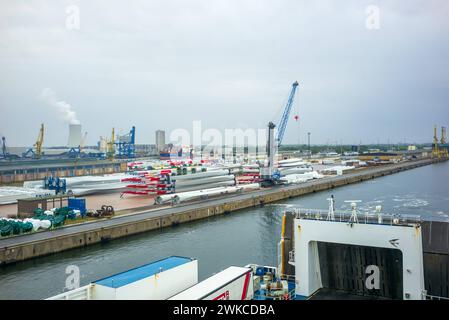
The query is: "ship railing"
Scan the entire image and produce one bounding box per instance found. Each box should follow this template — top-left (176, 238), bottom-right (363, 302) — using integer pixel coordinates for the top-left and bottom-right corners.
top-left (253, 287), bottom-right (296, 300)
top-left (46, 284), bottom-right (92, 300)
top-left (288, 208), bottom-right (421, 227)
top-left (422, 292), bottom-right (449, 300)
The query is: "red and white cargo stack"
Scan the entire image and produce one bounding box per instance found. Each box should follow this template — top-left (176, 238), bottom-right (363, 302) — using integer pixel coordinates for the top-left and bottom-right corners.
top-left (121, 169), bottom-right (175, 196)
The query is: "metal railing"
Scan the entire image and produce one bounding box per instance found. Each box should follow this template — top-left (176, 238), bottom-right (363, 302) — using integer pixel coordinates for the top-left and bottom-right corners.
top-left (46, 284), bottom-right (92, 300)
top-left (286, 208), bottom-right (421, 227)
top-left (253, 287), bottom-right (296, 300)
top-left (254, 274), bottom-right (297, 300)
top-left (422, 292), bottom-right (449, 300)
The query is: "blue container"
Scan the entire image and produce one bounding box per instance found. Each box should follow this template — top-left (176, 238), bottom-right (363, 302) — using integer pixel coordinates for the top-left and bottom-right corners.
top-left (68, 198), bottom-right (86, 216)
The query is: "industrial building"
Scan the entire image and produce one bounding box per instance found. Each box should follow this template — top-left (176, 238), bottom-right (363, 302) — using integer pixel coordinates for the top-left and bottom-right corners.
top-left (134, 144), bottom-right (158, 157)
top-left (358, 150), bottom-right (431, 162)
top-left (155, 130), bottom-right (165, 152)
top-left (0, 159), bottom-right (127, 184)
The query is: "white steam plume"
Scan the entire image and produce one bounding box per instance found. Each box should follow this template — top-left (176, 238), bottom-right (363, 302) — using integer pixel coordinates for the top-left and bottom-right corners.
top-left (40, 88), bottom-right (80, 125)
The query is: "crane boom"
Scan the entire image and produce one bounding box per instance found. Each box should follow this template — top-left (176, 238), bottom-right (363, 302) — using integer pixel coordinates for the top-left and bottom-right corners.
top-left (276, 81), bottom-right (299, 146)
top-left (34, 123), bottom-right (44, 159)
top-left (260, 81), bottom-right (300, 185)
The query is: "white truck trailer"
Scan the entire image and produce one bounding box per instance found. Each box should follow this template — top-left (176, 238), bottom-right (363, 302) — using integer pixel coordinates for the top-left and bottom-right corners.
top-left (47, 256), bottom-right (198, 300)
top-left (169, 266), bottom-right (254, 300)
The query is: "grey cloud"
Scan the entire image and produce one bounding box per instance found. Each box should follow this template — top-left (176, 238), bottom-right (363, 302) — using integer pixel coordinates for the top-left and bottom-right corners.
top-left (0, 0), bottom-right (448, 146)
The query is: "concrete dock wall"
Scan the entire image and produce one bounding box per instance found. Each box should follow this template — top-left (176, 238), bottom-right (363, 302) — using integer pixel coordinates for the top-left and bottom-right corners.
top-left (0, 158), bottom-right (442, 265)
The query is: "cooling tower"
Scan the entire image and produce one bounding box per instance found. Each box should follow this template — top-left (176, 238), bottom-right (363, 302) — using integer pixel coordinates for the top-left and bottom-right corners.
top-left (68, 124), bottom-right (82, 147)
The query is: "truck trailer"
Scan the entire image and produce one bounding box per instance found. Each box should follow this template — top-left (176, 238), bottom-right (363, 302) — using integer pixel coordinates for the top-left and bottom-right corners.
top-left (169, 266), bottom-right (254, 300)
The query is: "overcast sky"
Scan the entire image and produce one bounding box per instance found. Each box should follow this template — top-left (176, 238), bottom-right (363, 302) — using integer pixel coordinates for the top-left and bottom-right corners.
top-left (0, 0), bottom-right (448, 147)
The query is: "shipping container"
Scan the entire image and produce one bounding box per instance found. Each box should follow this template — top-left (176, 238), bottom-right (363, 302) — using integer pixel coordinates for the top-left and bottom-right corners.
top-left (68, 198), bottom-right (86, 215)
top-left (47, 256), bottom-right (198, 300)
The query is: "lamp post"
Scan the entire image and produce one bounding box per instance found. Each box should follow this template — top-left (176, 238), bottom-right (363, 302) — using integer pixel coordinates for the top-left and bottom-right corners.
top-left (308, 132), bottom-right (311, 158)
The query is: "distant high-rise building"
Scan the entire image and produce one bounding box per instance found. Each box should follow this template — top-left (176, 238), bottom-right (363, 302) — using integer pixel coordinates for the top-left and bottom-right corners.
top-left (155, 130), bottom-right (165, 152)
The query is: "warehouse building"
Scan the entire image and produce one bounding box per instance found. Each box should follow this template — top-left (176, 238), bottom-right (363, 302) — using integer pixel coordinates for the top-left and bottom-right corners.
top-left (0, 159), bottom-right (127, 184)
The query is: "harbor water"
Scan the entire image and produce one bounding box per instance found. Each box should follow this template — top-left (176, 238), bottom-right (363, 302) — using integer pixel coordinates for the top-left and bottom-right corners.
top-left (0, 161), bottom-right (448, 299)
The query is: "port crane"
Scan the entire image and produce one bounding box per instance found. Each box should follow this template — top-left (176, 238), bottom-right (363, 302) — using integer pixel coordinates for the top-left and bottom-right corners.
top-left (115, 126), bottom-right (136, 159)
top-left (22, 123), bottom-right (44, 159)
top-left (0, 136), bottom-right (18, 160)
top-left (432, 125), bottom-right (449, 160)
top-left (107, 127), bottom-right (115, 160)
top-left (106, 126), bottom-right (135, 159)
top-left (1, 136), bottom-right (7, 159)
top-left (260, 81), bottom-right (299, 184)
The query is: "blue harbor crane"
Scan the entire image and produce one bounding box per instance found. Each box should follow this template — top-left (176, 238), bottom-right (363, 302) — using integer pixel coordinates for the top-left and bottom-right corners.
top-left (1, 136), bottom-right (19, 160)
top-left (276, 81), bottom-right (299, 147)
top-left (116, 126), bottom-right (136, 158)
top-left (260, 81), bottom-right (300, 185)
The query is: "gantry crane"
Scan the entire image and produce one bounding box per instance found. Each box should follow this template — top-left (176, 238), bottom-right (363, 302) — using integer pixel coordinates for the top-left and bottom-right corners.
top-left (432, 125), bottom-right (449, 160)
top-left (260, 81), bottom-right (300, 184)
top-left (115, 126), bottom-right (136, 159)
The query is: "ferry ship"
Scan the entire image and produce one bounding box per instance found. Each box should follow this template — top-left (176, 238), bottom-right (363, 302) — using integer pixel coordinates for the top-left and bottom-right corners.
top-left (47, 197), bottom-right (449, 300)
